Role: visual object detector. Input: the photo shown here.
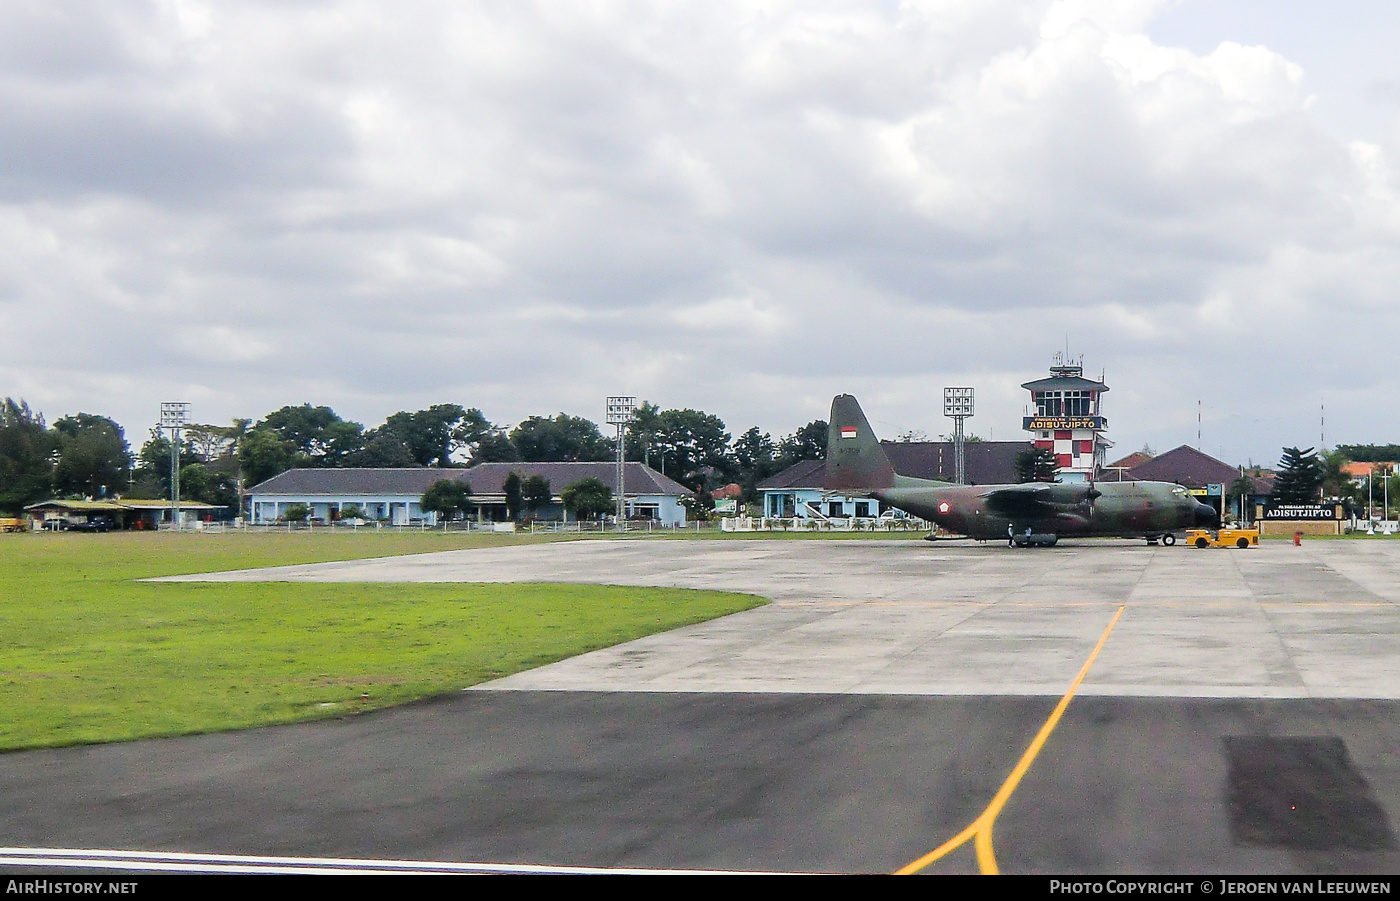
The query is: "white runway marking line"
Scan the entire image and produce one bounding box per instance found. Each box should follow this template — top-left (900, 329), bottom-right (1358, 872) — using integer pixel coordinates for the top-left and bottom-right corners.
top-left (0, 847), bottom-right (791, 875)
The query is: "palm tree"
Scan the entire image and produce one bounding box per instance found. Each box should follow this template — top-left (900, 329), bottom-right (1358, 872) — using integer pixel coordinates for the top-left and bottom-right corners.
top-left (223, 418), bottom-right (253, 519)
top-left (1319, 449), bottom-right (1351, 499)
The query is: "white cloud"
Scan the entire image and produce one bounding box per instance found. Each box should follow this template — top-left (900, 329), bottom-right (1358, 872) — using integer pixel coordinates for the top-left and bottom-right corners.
top-left (0, 1), bottom-right (1395, 463)
top-left (667, 289), bottom-right (784, 335)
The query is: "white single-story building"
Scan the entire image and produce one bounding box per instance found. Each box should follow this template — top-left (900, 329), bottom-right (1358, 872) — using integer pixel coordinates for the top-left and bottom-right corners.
top-left (246, 462), bottom-right (693, 525)
top-left (246, 469), bottom-right (443, 525)
top-left (755, 459), bottom-right (880, 520)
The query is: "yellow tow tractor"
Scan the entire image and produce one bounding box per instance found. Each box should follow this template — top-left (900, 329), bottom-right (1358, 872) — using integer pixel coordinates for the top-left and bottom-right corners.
top-left (1184, 527), bottom-right (1259, 549)
top-left (0, 517), bottom-right (26, 533)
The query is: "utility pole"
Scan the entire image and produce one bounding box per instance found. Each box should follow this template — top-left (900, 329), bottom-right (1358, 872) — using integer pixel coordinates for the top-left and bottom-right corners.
top-left (606, 396), bottom-right (636, 527)
top-left (160, 402), bottom-right (190, 531)
top-left (943, 387), bottom-right (974, 485)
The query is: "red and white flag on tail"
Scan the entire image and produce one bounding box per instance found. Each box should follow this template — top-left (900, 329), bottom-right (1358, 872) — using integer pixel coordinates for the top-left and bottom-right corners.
top-left (840, 426), bottom-right (857, 439)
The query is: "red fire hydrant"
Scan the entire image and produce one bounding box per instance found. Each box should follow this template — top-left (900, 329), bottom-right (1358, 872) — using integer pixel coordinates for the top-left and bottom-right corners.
top-left (1293, 530), bottom-right (1303, 546)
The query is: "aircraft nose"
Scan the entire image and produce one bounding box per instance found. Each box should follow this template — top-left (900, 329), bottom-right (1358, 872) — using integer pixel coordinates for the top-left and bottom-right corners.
top-left (1194, 501), bottom-right (1220, 528)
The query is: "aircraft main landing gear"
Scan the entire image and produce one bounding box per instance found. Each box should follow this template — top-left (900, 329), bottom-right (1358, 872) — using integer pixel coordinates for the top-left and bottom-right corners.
top-left (1009, 526), bottom-right (1059, 548)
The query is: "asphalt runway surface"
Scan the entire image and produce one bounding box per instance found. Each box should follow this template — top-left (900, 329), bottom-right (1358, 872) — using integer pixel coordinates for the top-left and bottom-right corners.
top-left (8, 538), bottom-right (1400, 874)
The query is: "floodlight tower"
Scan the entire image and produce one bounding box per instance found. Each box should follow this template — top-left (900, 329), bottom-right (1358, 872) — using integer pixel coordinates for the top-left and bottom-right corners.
top-left (160, 402), bottom-right (190, 531)
top-left (943, 387), bottom-right (974, 485)
top-left (606, 396), bottom-right (636, 526)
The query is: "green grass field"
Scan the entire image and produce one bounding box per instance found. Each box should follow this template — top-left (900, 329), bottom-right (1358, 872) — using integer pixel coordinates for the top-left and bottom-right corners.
top-left (0, 532), bottom-right (763, 750)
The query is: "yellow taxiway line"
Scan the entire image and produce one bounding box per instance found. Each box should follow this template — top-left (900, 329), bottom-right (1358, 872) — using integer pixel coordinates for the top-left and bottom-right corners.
top-left (895, 603), bottom-right (1127, 875)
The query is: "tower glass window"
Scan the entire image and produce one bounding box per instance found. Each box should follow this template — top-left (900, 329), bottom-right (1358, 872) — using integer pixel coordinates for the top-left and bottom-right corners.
top-left (1036, 390), bottom-right (1096, 417)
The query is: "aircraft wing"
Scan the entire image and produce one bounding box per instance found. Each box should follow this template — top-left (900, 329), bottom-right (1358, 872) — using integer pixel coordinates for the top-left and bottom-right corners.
top-left (982, 483), bottom-right (1100, 517)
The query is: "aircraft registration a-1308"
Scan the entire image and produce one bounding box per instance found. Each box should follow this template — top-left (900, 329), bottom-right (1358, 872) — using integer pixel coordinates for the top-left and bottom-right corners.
top-left (823, 394), bottom-right (1219, 547)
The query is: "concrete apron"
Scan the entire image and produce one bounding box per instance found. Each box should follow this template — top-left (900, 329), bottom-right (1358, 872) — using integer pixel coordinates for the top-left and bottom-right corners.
top-left (157, 539), bottom-right (1400, 699)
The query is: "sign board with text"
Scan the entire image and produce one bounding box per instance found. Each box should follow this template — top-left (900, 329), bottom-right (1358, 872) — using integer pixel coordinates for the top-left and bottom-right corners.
top-left (1022, 416), bottom-right (1108, 431)
top-left (1259, 504), bottom-right (1342, 520)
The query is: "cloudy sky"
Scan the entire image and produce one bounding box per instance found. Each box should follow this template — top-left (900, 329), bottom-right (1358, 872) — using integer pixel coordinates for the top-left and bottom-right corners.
top-left (3, 0), bottom-right (1397, 466)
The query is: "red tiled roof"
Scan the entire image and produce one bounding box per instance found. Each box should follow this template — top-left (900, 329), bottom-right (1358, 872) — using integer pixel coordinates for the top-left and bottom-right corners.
top-left (1107, 451), bottom-right (1154, 470)
top-left (1124, 445), bottom-right (1239, 488)
top-left (1343, 462), bottom-right (1393, 478)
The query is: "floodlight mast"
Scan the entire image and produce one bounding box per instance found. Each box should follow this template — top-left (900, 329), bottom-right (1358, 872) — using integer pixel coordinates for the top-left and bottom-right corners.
top-left (943, 388), bottom-right (974, 485)
top-left (606, 397), bottom-right (636, 526)
top-left (160, 403), bottom-right (190, 531)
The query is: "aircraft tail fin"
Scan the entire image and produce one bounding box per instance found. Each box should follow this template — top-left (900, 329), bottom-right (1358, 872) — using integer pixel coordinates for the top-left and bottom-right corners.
top-left (824, 394), bottom-right (897, 491)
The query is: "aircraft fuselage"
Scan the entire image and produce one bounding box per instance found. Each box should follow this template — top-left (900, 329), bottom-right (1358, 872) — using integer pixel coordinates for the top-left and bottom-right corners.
top-left (875, 480), bottom-right (1215, 540)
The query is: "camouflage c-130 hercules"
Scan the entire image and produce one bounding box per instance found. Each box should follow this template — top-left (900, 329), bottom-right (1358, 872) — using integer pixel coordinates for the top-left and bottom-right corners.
top-left (823, 394), bottom-right (1219, 547)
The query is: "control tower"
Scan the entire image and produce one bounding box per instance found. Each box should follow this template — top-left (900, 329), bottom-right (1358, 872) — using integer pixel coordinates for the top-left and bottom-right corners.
top-left (1022, 355), bottom-right (1111, 483)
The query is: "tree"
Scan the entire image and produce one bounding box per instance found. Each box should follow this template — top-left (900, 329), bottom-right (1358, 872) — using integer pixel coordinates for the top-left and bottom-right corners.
top-left (224, 418), bottom-right (253, 458)
top-left (377, 404), bottom-right (477, 467)
top-left (172, 418), bottom-right (252, 513)
top-left (731, 427), bottom-right (780, 502)
top-left (344, 432), bottom-right (417, 467)
top-left (282, 503), bottom-right (309, 522)
top-left (1228, 474), bottom-right (1256, 523)
top-left (1270, 447), bottom-right (1323, 504)
top-left (511, 414), bottom-right (611, 462)
top-left (175, 462), bottom-right (238, 510)
top-left (732, 426), bottom-right (776, 473)
top-left (522, 475), bottom-right (552, 518)
top-left (1015, 447), bottom-right (1059, 483)
top-left (239, 428), bottom-right (297, 487)
top-left (777, 420), bottom-right (827, 467)
top-left (421, 478), bottom-right (473, 521)
top-left (184, 423), bottom-right (236, 462)
top-left (1336, 444), bottom-right (1400, 463)
top-left (471, 431), bottom-right (520, 463)
top-left (681, 488), bottom-right (714, 522)
top-left (258, 404), bottom-right (364, 466)
top-left (646, 408), bottom-right (731, 490)
top-left (357, 407), bottom-right (513, 465)
top-left (503, 471), bottom-right (524, 520)
top-left (452, 408), bottom-right (509, 463)
top-left (0, 398), bottom-right (53, 512)
top-left (626, 401), bottom-right (664, 467)
top-left (51, 414), bottom-right (131, 498)
top-left (1317, 449), bottom-right (1354, 500)
top-left (560, 477), bottom-right (612, 520)
top-left (132, 431), bottom-right (201, 500)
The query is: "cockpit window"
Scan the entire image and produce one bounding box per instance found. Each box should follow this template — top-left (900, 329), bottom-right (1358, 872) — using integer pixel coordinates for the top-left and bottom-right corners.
top-left (1171, 486), bottom-right (1188, 496)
